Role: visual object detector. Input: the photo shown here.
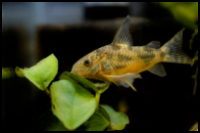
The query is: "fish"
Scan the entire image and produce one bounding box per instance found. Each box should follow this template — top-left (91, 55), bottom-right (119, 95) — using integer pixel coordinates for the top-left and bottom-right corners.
top-left (71, 15), bottom-right (192, 91)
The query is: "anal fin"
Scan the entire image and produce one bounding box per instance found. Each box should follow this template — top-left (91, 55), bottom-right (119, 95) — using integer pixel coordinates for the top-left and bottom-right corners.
top-left (148, 63), bottom-right (167, 77)
top-left (104, 73), bottom-right (142, 91)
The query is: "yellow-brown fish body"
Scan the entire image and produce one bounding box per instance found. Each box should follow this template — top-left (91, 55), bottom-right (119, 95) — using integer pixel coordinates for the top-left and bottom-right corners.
top-left (97, 45), bottom-right (160, 74)
top-left (71, 15), bottom-right (191, 91)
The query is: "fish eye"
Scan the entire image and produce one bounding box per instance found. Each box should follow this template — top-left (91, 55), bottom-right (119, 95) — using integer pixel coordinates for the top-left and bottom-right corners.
top-left (84, 58), bottom-right (91, 66)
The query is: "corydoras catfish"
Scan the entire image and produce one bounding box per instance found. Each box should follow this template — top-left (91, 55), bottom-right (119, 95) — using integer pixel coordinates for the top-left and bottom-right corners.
top-left (71, 15), bottom-right (192, 91)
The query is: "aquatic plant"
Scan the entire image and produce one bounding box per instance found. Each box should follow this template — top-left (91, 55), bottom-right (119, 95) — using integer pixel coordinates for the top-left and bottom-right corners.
top-left (158, 3), bottom-right (198, 130)
top-left (12, 54), bottom-right (129, 131)
top-left (158, 2), bottom-right (198, 30)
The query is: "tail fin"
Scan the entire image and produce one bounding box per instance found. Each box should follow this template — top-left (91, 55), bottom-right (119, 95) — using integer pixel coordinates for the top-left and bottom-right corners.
top-left (161, 28), bottom-right (192, 64)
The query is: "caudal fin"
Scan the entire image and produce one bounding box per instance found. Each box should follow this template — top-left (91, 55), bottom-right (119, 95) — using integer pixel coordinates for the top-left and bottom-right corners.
top-left (161, 28), bottom-right (192, 64)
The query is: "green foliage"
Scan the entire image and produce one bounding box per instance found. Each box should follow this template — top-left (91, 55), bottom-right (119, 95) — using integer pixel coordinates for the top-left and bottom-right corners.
top-left (77, 106), bottom-right (110, 131)
top-left (60, 71), bottom-right (98, 93)
top-left (15, 67), bottom-right (25, 78)
top-left (191, 51), bottom-right (198, 66)
top-left (50, 80), bottom-right (96, 130)
top-left (2, 67), bottom-right (15, 79)
top-left (189, 30), bottom-right (198, 50)
top-left (191, 51), bottom-right (198, 96)
top-left (37, 106), bottom-right (111, 131)
top-left (13, 54), bottom-right (129, 131)
top-left (35, 110), bottom-right (68, 131)
top-left (189, 122), bottom-right (198, 131)
top-left (159, 2), bottom-right (198, 113)
top-left (158, 2), bottom-right (198, 30)
top-left (101, 105), bottom-right (129, 131)
top-left (17, 54), bottom-right (58, 91)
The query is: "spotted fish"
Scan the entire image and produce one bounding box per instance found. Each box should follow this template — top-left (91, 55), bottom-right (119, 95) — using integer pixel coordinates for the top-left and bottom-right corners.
top-left (71, 15), bottom-right (192, 91)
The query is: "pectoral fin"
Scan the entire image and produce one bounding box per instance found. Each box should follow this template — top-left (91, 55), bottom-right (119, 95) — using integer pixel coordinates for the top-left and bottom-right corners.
top-left (148, 63), bottom-right (167, 77)
top-left (104, 73), bottom-right (142, 91)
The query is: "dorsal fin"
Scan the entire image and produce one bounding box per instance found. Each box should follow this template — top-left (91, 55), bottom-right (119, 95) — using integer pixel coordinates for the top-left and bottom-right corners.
top-left (111, 15), bottom-right (133, 47)
top-left (147, 41), bottom-right (161, 49)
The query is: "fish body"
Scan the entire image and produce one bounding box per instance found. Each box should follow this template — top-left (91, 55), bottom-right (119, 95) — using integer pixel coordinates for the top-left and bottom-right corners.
top-left (71, 15), bottom-right (192, 91)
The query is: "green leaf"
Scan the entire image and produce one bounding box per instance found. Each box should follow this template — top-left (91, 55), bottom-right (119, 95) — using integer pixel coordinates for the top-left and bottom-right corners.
top-left (50, 80), bottom-right (96, 130)
top-left (22, 54), bottom-right (58, 91)
top-left (101, 104), bottom-right (129, 131)
top-left (60, 71), bottom-right (98, 93)
top-left (59, 71), bottom-right (78, 84)
top-left (77, 106), bottom-right (110, 131)
top-left (98, 106), bottom-right (111, 122)
top-left (97, 83), bottom-right (110, 94)
top-left (158, 2), bottom-right (198, 30)
top-left (2, 67), bottom-right (15, 79)
top-left (15, 66), bottom-right (25, 77)
top-left (34, 110), bottom-right (68, 131)
top-left (82, 112), bottom-right (110, 131)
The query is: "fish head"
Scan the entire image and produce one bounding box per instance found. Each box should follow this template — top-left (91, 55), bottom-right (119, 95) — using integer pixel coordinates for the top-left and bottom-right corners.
top-left (71, 50), bottom-right (100, 79)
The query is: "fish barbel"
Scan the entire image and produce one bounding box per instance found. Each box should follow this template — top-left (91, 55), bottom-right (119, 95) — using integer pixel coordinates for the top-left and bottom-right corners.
top-left (71, 15), bottom-right (192, 91)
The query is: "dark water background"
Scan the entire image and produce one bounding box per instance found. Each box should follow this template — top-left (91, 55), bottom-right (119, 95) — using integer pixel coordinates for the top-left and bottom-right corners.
top-left (2, 2), bottom-right (198, 131)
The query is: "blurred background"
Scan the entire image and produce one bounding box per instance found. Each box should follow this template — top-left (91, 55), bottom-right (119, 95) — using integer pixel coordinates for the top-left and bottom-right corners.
top-left (2, 2), bottom-right (198, 131)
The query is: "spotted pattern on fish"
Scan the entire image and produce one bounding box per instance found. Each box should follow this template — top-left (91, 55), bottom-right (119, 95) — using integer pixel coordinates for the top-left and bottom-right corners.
top-left (160, 51), bottom-right (166, 59)
top-left (117, 53), bottom-right (132, 61)
top-left (113, 62), bottom-right (127, 69)
top-left (96, 48), bottom-right (105, 57)
top-left (102, 60), bottom-right (112, 72)
top-left (144, 45), bottom-right (153, 52)
top-left (137, 48), bottom-right (155, 66)
top-left (107, 52), bottom-right (113, 59)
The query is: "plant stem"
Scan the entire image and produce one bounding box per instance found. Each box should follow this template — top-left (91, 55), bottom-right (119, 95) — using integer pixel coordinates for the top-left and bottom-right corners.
top-left (46, 88), bottom-right (51, 95)
top-left (192, 67), bottom-right (198, 96)
top-left (95, 92), bottom-right (101, 111)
